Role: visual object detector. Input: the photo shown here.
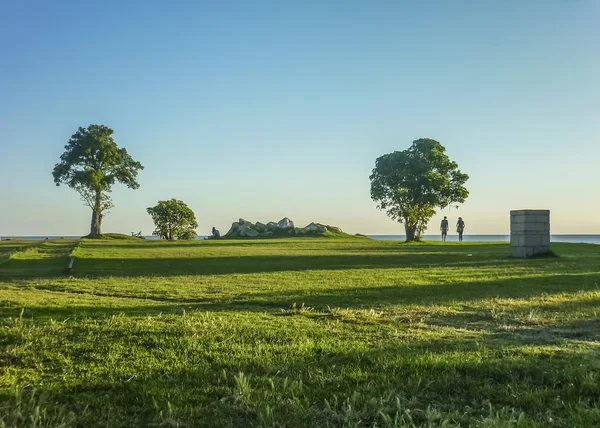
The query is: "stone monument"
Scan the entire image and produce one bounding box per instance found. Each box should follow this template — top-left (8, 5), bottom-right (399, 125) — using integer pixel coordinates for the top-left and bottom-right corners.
top-left (510, 210), bottom-right (550, 257)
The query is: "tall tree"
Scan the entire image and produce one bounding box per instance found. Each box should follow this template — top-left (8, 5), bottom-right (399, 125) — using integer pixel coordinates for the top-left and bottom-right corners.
top-left (52, 125), bottom-right (144, 236)
top-left (370, 138), bottom-right (469, 242)
top-left (147, 199), bottom-right (198, 240)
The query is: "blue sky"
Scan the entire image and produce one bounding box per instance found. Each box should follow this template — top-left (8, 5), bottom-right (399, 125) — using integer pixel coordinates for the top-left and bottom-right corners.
top-left (1, 0), bottom-right (598, 236)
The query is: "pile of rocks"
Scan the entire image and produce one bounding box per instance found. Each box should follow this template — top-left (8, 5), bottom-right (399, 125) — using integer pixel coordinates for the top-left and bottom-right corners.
top-left (224, 217), bottom-right (342, 238)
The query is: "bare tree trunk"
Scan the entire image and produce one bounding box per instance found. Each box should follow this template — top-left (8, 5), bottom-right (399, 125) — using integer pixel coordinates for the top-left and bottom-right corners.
top-left (90, 210), bottom-right (97, 236)
top-left (90, 192), bottom-right (102, 236)
top-left (404, 223), bottom-right (417, 242)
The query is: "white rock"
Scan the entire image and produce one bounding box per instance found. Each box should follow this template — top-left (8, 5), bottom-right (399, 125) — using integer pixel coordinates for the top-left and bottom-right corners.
top-left (238, 225), bottom-right (259, 237)
top-left (278, 217), bottom-right (294, 228)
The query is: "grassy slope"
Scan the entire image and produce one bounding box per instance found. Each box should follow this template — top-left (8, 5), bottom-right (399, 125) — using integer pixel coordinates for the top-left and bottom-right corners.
top-left (1, 238), bottom-right (600, 427)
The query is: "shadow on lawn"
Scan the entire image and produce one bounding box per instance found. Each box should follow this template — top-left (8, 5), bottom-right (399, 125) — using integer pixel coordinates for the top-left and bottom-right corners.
top-left (4, 271), bottom-right (600, 322)
top-left (79, 237), bottom-right (369, 250)
top-left (0, 240), bottom-right (77, 279)
top-left (1, 252), bottom-right (579, 280)
top-left (3, 239), bottom-right (597, 280)
top-left (428, 295), bottom-right (600, 344)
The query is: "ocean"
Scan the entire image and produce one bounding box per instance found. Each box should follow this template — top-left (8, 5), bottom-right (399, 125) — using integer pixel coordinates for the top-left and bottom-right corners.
top-left (369, 234), bottom-right (600, 244)
top-left (2, 234), bottom-right (600, 244)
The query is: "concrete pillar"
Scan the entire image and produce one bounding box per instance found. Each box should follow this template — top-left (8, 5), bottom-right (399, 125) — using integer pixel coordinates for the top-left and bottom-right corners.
top-left (510, 210), bottom-right (550, 257)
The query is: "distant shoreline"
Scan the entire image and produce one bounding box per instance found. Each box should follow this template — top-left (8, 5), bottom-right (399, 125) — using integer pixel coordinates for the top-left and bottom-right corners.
top-left (2, 234), bottom-right (600, 244)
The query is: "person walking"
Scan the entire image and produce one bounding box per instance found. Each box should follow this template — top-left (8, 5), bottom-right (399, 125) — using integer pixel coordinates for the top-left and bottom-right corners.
top-left (456, 217), bottom-right (465, 242)
top-left (440, 216), bottom-right (449, 241)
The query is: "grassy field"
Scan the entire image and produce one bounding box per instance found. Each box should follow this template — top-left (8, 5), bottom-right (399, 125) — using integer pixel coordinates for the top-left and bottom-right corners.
top-left (1, 237), bottom-right (600, 427)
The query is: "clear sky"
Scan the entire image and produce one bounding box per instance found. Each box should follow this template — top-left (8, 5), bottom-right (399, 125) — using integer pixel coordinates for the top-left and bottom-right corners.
top-left (1, 0), bottom-right (598, 236)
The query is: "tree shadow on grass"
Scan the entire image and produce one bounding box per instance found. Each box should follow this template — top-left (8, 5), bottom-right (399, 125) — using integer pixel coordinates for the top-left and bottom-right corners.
top-left (2, 251), bottom-right (582, 280)
top-left (4, 272), bottom-right (600, 322)
top-left (4, 238), bottom-right (597, 280)
top-left (79, 237), bottom-right (366, 250)
top-left (428, 295), bottom-right (600, 345)
top-left (0, 240), bottom-right (77, 279)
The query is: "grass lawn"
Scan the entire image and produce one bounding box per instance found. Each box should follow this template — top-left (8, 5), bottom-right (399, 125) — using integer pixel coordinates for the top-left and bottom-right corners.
top-left (1, 237), bottom-right (600, 427)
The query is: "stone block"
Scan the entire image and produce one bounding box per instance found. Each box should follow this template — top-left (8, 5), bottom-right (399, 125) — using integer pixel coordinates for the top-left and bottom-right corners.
top-left (511, 209), bottom-right (549, 216)
top-left (511, 247), bottom-right (533, 258)
top-left (511, 246), bottom-right (549, 258)
top-left (510, 209), bottom-right (550, 258)
top-left (523, 234), bottom-right (541, 247)
top-left (523, 222), bottom-right (547, 232)
top-left (536, 215), bottom-right (550, 223)
top-left (510, 234), bottom-right (524, 247)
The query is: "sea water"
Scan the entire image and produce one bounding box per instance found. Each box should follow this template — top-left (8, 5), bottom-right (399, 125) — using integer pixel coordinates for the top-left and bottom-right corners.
top-left (2, 234), bottom-right (600, 244)
top-left (368, 234), bottom-right (600, 244)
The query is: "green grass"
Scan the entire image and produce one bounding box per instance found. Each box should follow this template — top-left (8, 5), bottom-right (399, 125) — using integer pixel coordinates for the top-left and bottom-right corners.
top-left (1, 237), bottom-right (600, 427)
top-left (82, 233), bottom-right (144, 240)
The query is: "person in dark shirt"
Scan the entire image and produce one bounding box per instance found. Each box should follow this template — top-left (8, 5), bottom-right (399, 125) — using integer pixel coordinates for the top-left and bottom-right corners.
top-left (456, 217), bottom-right (465, 242)
top-left (208, 227), bottom-right (220, 239)
top-left (440, 216), bottom-right (449, 241)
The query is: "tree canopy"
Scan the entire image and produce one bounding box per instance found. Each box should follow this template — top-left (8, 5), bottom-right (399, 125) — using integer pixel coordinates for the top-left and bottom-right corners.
top-left (147, 199), bottom-right (198, 240)
top-left (370, 138), bottom-right (469, 241)
top-left (52, 125), bottom-right (144, 236)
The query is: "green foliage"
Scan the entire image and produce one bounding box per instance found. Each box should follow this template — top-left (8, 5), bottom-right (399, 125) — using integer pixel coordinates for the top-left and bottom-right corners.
top-left (52, 125), bottom-right (144, 236)
top-left (2, 239), bottom-right (600, 426)
top-left (370, 138), bottom-right (469, 241)
top-left (177, 229), bottom-right (198, 241)
top-left (146, 199), bottom-right (198, 240)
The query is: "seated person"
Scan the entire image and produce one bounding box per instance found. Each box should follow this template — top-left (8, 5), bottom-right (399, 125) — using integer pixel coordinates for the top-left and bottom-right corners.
top-left (207, 227), bottom-right (220, 239)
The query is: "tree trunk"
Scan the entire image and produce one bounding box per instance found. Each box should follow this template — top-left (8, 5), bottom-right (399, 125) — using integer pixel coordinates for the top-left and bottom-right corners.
top-left (90, 210), bottom-right (97, 236)
top-left (90, 193), bottom-right (102, 236)
top-left (404, 223), bottom-right (417, 242)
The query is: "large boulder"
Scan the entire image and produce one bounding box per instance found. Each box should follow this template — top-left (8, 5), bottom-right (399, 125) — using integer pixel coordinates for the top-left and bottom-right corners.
top-left (278, 217), bottom-right (294, 229)
top-left (239, 218), bottom-right (253, 227)
top-left (304, 223), bottom-right (327, 233)
top-left (239, 225), bottom-right (259, 237)
top-left (224, 222), bottom-right (241, 237)
top-left (305, 222), bottom-right (319, 232)
top-left (224, 217), bottom-right (344, 239)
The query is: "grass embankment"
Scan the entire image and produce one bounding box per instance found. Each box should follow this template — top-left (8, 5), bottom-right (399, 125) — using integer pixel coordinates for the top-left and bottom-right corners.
top-left (82, 233), bottom-right (144, 240)
top-left (1, 238), bottom-right (600, 427)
